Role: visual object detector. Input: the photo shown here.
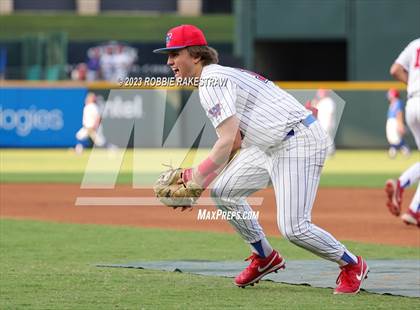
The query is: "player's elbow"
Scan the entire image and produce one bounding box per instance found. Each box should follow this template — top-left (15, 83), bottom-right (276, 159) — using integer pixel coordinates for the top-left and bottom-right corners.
top-left (231, 130), bottom-right (242, 152)
top-left (390, 63), bottom-right (402, 79)
top-left (216, 115), bottom-right (242, 153)
top-left (218, 133), bottom-right (241, 155)
top-left (232, 140), bottom-right (241, 153)
top-left (389, 64), bottom-right (397, 78)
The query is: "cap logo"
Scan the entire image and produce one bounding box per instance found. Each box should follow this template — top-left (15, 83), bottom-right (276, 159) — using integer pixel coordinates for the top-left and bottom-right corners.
top-left (166, 33), bottom-right (173, 45)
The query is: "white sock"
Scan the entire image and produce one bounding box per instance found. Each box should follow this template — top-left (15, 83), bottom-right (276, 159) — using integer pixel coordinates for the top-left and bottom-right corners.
top-left (408, 184), bottom-right (420, 213)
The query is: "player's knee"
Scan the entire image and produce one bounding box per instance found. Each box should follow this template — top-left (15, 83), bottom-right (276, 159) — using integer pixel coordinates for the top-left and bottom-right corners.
top-left (210, 185), bottom-right (230, 206)
top-left (210, 179), bottom-right (234, 199)
top-left (210, 187), bottom-right (231, 205)
top-left (282, 230), bottom-right (304, 243)
top-left (278, 226), bottom-right (296, 242)
top-left (210, 184), bottom-right (245, 206)
top-left (278, 221), bottom-right (311, 242)
top-left (210, 185), bottom-right (223, 200)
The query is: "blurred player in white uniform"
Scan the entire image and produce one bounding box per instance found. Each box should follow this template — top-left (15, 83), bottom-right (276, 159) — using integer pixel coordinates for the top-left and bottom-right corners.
top-left (75, 92), bottom-right (106, 154)
top-left (385, 38), bottom-right (420, 227)
top-left (100, 47), bottom-right (115, 82)
top-left (113, 45), bottom-right (134, 82)
top-left (312, 89), bottom-right (336, 156)
top-left (154, 24), bottom-right (368, 294)
top-left (385, 88), bottom-right (410, 158)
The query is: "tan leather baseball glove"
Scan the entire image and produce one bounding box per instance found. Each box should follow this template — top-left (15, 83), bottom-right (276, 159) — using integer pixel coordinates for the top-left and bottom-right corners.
top-left (153, 168), bottom-right (204, 209)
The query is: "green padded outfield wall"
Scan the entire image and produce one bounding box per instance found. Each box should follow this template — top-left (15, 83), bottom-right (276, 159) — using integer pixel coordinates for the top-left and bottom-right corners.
top-left (235, 0), bottom-right (420, 80)
top-left (84, 82), bottom-right (415, 149)
top-left (333, 90), bottom-right (416, 149)
top-left (352, 0), bottom-right (420, 80)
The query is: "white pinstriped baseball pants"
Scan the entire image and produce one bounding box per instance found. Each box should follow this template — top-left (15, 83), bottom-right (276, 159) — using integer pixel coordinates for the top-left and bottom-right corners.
top-left (404, 96), bottom-right (420, 212)
top-left (405, 97), bottom-right (420, 149)
top-left (211, 121), bottom-right (348, 263)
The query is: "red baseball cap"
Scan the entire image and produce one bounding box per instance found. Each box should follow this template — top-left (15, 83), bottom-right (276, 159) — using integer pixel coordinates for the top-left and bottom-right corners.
top-left (316, 89), bottom-right (329, 98)
top-left (387, 88), bottom-right (400, 99)
top-left (153, 24), bottom-right (207, 53)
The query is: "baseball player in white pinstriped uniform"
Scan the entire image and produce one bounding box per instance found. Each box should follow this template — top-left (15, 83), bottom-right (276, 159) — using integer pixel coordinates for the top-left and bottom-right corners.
top-left (154, 25), bottom-right (368, 294)
top-left (386, 38), bottom-right (420, 227)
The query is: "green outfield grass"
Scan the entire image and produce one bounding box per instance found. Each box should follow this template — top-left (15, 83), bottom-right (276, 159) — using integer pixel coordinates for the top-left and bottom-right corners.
top-left (0, 14), bottom-right (233, 42)
top-left (1, 149), bottom-right (418, 187)
top-left (0, 219), bottom-right (418, 309)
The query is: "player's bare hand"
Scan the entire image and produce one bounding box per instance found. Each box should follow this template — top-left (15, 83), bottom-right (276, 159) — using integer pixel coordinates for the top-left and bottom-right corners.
top-left (179, 168), bottom-right (205, 188)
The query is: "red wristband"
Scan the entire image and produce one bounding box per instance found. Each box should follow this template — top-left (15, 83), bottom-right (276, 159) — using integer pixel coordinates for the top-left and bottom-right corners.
top-left (198, 157), bottom-right (220, 177)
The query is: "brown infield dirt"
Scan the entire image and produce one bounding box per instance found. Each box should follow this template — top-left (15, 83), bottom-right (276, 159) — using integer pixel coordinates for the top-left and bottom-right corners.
top-left (1, 183), bottom-right (419, 247)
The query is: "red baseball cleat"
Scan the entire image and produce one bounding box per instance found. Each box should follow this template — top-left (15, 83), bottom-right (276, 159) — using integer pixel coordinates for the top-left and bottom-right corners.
top-left (234, 249), bottom-right (285, 288)
top-left (401, 209), bottom-right (420, 227)
top-left (385, 179), bottom-right (404, 216)
top-left (334, 256), bottom-right (369, 295)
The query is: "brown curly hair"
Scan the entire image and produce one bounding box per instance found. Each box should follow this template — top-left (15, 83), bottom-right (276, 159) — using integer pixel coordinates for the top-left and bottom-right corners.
top-left (186, 46), bottom-right (219, 66)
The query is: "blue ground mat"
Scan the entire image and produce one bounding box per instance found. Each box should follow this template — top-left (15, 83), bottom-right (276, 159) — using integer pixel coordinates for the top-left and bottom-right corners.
top-left (97, 259), bottom-right (420, 298)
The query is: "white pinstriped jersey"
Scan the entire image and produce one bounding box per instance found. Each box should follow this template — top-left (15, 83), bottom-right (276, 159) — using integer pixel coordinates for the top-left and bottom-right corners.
top-left (201, 65), bottom-right (349, 264)
top-left (198, 64), bottom-right (311, 149)
top-left (395, 38), bottom-right (420, 98)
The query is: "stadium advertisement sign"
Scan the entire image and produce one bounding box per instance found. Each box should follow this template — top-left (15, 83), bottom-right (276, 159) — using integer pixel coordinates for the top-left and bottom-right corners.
top-left (0, 88), bottom-right (87, 147)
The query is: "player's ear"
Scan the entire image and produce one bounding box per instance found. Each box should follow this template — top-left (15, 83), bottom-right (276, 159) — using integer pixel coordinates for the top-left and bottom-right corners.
top-left (192, 56), bottom-right (201, 64)
top-left (186, 46), bottom-right (202, 65)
